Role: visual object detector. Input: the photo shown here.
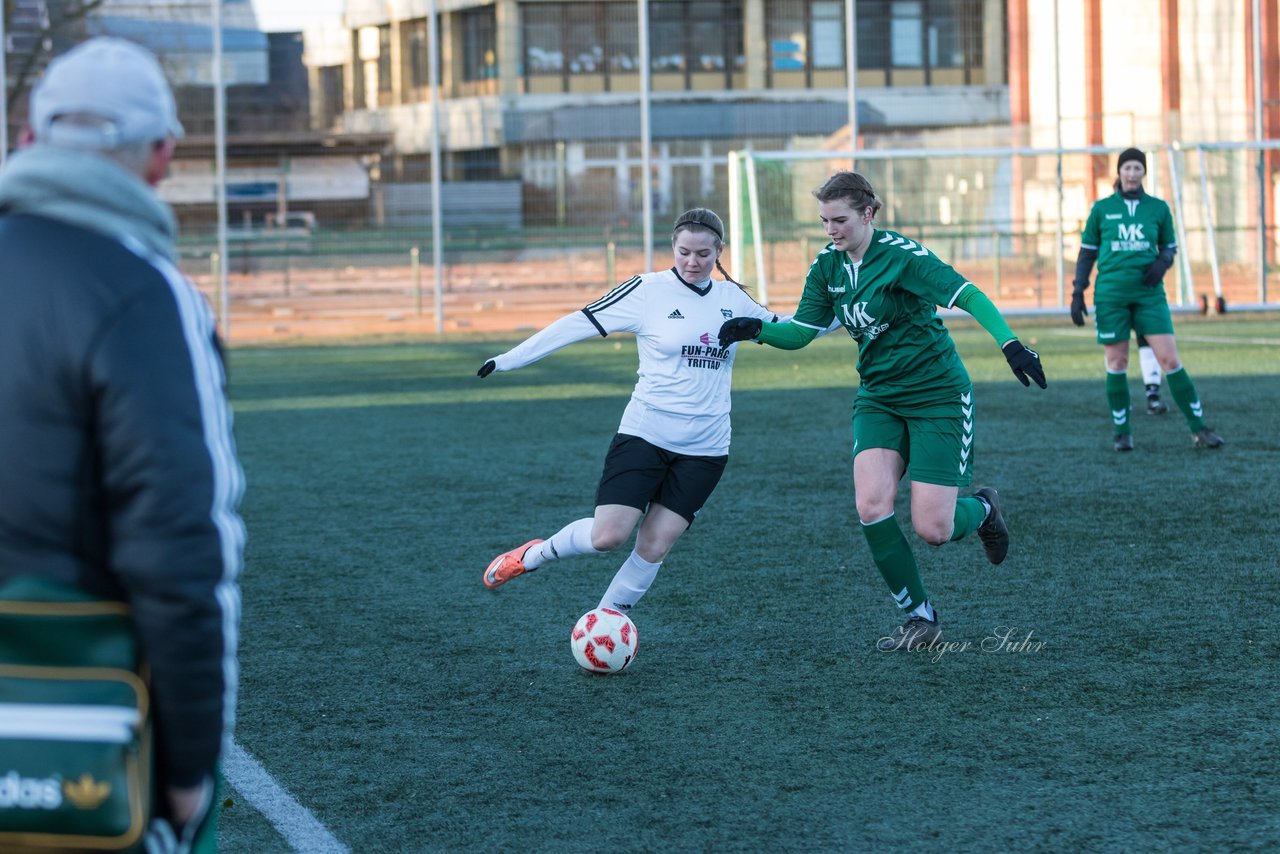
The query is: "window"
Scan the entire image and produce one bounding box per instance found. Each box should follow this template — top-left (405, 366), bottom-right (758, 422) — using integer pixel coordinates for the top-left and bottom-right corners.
top-left (650, 0), bottom-right (743, 86)
top-left (521, 3), bottom-right (647, 92)
top-left (607, 4), bottom-right (638, 73)
top-left (891, 1), bottom-right (923, 67)
top-left (524, 6), bottom-right (564, 75)
top-left (377, 24), bottom-right (392, 92)
top-left (649, 3), bottom-right (686, 73)
top-left (810, 1), bottom-right (843, 69)
top-left (766, 0), bottom-right (843, 85)
top-left (317, 65), bottom-right (344, 128)
top-left (566, 16), bottom-right (603, 73)
top-left (461, 7), bottom-right (497, 81)
top-left (853, 0), bottom-right (984, 85)
top-left (405, 19), bottom-right (429, 90)
top-left (459, 148), bottom-right (502, 180)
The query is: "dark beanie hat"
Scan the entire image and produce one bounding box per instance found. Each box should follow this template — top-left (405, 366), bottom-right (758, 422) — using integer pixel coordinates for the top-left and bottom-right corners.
top-left (1117, 147), bottom-right (1146, 172)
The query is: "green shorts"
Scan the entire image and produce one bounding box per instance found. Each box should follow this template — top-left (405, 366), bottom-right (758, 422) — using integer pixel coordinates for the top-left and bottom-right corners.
top-left (1094, 297), bottom-right (1174, 344)
top-left (851, 390), bottom-right (975, 487)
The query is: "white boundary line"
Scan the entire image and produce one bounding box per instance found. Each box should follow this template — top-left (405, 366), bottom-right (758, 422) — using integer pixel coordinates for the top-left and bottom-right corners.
top-left (224, 740), bottom-right (349, 853)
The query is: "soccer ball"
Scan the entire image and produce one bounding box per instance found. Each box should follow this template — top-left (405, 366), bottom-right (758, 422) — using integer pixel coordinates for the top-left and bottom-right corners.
top-left (570, 608), bottom-right (638, 674)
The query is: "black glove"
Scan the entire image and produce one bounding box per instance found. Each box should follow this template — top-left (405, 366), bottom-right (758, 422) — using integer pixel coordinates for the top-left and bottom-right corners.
top-left (717, 317), bottom-right (763, 348)
top-left (1002, 339), bottom-right (1046, 389)
top-left (1142, 246), bottom-right (1176, 287)
top-left (477, 360), bottom-right (496, 378)
top-left (1070, 285), bottom-right (1088, 327)
top-left (1142, 260), bottom-right (1169, 287)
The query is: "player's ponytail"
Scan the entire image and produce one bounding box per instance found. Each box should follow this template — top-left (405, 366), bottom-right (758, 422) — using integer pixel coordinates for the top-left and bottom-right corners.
top-left (715, 258), bottom-right (744, 289)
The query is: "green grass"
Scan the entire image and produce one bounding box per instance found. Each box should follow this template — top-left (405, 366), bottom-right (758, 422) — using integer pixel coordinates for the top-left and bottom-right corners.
top-left (221, 313), bottom-right (1280, 852)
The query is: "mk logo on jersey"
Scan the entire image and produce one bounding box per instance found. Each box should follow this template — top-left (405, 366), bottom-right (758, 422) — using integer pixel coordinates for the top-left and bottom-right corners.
top-left (844, 301), bottom-right (875, 326)
top-left (1117, 223), bottom-right (1145, 241)
top-left (840, 301), bottom-right (889, 342)
top-left (668, 309), bottom-right (684, 319)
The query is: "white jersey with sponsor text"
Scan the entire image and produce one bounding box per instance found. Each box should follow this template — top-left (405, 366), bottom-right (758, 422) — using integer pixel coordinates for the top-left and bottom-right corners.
top-left (493, 268), bottom-right (778, 456)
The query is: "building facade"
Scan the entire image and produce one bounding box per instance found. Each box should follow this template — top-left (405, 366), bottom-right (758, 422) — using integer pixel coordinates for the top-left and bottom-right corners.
top-left (306, 0), bottom-right (1009, 227)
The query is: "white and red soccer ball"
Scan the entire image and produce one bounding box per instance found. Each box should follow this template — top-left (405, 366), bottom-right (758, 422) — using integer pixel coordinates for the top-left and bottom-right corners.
top-left (570, 608), bottom-right (638, 673)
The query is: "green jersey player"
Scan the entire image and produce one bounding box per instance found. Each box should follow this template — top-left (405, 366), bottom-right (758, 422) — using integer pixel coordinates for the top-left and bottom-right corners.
top-left (718, 171), bottom-right (1046, 652)
top-left (1070, 148), bottom-right (1224, 451)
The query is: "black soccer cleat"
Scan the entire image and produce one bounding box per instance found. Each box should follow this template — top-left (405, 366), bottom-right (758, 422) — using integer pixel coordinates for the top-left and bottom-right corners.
top-left (1114, 433), bottom-right (1134, 452)
top-left (877, 609), bottom-right (941, 651)
top-left (973, 487), bottom-right (1008, 565)
top-left (1191, 427), bottom-right (1224, 449)
top-left (1145, 395), bottom-right (1168, 415)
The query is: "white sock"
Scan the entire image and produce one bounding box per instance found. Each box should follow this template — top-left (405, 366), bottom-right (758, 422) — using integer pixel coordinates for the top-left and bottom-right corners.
top-left (1139, 345), bottom-right (1162, 388)
top-left (975, 494), bottom-right (992, 521)
top-left (523, 518), bottom-right (600, 570)
top-left (598, 550), bottom-right (662, 613)
top-left (909, 600), bottom-right (936, 622)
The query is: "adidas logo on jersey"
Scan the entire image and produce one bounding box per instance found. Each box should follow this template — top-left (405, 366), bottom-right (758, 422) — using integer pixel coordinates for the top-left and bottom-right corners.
top-left (668, 309), bottom-right (685, 319)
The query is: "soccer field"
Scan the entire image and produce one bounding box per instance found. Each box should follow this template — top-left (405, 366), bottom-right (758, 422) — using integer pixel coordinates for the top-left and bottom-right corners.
top-left (220, 314), bottom-right (1279, 852)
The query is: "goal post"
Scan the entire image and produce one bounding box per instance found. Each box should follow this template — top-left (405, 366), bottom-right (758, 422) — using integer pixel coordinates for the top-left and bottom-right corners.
top-left (723, 143), bottom-right (1265, 312)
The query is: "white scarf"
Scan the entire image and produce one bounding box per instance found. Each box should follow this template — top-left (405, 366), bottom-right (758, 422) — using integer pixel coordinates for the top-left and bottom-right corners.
top-left (0, 144), bottom-right (178, 262)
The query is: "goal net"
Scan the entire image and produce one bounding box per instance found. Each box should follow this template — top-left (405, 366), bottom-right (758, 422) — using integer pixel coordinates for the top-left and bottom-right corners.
top-left (726, 143), bottom-right (1280, 313)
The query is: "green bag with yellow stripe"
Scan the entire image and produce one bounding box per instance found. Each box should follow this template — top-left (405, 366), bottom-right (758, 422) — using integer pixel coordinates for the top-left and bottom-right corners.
top-left (0, 576), bottom-right (152, 851)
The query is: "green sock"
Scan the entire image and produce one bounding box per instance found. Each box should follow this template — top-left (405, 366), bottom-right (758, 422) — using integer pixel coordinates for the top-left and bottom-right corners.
top-left (1166, 366), bottom-right (1206, 432)
top-left (861, 514), bottom-right (928, 611)
top-left (1106, 370), bottom-right (1131, 434)
top-left (949, 496), bottom-right (986, 542)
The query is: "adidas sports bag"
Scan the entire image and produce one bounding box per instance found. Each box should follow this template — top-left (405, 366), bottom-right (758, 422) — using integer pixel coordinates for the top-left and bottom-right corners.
top-left (0, 576), bottom-right (152, 851)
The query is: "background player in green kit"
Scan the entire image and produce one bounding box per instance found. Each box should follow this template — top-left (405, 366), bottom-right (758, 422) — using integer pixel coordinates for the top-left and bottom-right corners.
top-left (718, 171), bottom-right (1046, 651)
top-left (1070, 147), bottom-right (1224, 451)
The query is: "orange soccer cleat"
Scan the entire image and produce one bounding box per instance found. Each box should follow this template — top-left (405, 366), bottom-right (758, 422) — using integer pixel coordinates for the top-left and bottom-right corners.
top-left (482, 539), bottom-right (543, 588)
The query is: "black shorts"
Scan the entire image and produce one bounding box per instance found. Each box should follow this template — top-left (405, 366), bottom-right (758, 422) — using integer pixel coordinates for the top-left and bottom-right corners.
top-left (595, 433), bottom-right (728, 524)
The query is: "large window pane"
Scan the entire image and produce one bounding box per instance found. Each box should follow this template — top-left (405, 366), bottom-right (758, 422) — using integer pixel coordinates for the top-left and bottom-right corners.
top-left (525, 6), bottom-right (564, 74)
top-left (607, 4), bottom-right (638, 72)
top-left (857, 1), bottom-right (890, 70)
top-left (462, 7), bottom-right (497, 81)
top-left (811, 0), bottom-right (843, 69)
top-left (891, 1), bottom-right (922, 67)
top-left (768, 0), bottom-right (805, 72)
top-left (650, 3), bottom-right (686, 72)
top-left (689, 2), bottom-right (723, 70)
top-left (567, 13), bottom-right (602, 73)
top-left (406, 19), bottom-right (428, 88)
top-left (377, 25), bottom-right (392, 91)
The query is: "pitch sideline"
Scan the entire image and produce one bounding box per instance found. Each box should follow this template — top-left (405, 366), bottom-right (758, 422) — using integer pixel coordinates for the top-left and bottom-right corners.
top-left (224, 740), bottom-right (349, 852)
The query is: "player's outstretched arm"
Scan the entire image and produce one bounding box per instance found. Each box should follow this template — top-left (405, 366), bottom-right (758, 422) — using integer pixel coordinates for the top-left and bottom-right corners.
top-left (718, 316), bottom-right (820, 351)
top-left (953, 286), bottom-right (1047, 389)
top-left (475, 310), bottom-right (601, 378)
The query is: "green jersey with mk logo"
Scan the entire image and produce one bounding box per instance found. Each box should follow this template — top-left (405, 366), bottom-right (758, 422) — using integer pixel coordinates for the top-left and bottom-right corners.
top-left (787, 229), bottom-right (974, 407)
top-left (1080, 191), bottom-right (1176, 303)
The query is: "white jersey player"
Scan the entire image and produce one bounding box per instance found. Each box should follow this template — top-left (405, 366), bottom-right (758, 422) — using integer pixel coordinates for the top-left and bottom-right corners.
top-left (476, 208), bottom-right (795, 618)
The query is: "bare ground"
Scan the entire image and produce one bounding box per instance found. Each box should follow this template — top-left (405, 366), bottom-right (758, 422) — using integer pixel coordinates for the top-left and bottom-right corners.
top-left (189, 245), bottom-right (1271, 345)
